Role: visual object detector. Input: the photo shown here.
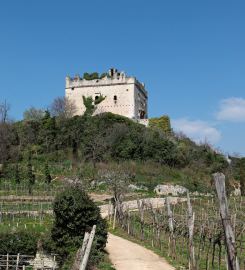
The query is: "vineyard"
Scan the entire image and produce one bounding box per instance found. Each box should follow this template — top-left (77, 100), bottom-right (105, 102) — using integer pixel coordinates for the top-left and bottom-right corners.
top-left (110, 174), bottom-right (244, 270)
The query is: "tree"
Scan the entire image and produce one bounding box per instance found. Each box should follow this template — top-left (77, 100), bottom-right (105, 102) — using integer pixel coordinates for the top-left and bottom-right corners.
top-left (100, 166), bottom-right (132, 201)
top-left (27, 162), bottom-right (35, 194)
top-left (23, 106), bottom-right (45, 122)
top-left (0, 100), bottom-right (12, 123)
top-left (44, 161), bottom-right (51, 185)
top-left (240, 165), bottom-right (245, 196)
top-left (14, 164), bottom-right (21, 184)
top-left (39, 110), bottom-right (56, 154)
top-left (49, 96), bottom-right (77, 119)
top-left (149, 115), bottom-right (172, 134)
top-left (51, 184), bottom-right (107, 255)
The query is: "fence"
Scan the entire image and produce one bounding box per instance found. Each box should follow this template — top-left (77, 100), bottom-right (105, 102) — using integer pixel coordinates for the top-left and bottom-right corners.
top-left (110, 173), bottom-right (244, 270)
top-left (0, 253), bottom-right (58, 269)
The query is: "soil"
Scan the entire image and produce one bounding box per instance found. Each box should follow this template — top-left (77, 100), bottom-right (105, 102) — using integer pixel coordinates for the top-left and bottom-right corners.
top-left (89, 193), bottom-right (113, 202)
top-left (106, 233), bottom-right (175, 270)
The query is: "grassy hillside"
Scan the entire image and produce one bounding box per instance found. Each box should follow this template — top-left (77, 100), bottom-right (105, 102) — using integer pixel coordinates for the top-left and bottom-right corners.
top-left (1, 111), bottom-right (242, 193)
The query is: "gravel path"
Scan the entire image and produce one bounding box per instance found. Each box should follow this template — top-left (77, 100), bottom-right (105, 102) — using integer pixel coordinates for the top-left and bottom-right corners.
top-left (106, 233), bottom-right (175, 270)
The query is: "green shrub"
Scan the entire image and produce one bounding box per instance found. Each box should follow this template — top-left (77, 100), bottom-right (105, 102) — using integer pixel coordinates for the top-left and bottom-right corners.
top-left (51, 184), bottom-right (108, 256)
top-left (100, 73), bottom-right (108, 79)
top-left (84, 72), bottom-right (99, 80)
top-left (0, 230), bottom-right (39, 255)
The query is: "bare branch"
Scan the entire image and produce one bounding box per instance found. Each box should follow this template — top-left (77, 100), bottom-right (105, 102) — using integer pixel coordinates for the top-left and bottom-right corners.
top-left (49, 96), bottom-right (77, 118)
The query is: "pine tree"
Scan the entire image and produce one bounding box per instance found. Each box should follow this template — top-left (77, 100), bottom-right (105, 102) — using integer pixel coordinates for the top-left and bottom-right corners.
top-left (0, 159), bottom-right (8, 179)
top-left (44, 161), bottom-right (51, 185)
top-left (240, 165), bottom-right (245, 196)
top-left (27, 162), bottom-right (35, 194)
top-left (14, 164), bottom-right (21, 184)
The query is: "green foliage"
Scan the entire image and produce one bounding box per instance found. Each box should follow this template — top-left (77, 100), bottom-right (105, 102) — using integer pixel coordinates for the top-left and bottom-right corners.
top-left (23, 105), bottom-right (45, 122)
top-left (94, 93), bottom-right (107, 105)
top-left (0, 159), bottom-right (8, 179)
top-left (27, 162), bottom-right (35, 194)
top-left (51, 184), bottom-right (108, 256)
top-left (225, 176), bottom-right (234, 198)
top-left (0, 230), bottom-right (39, 255)
top-left (14, 164), bottom-right (21, 184)
top-left (149, 115), bottom-right (172, 133)
top-left (83, 72), bottom-right (99, 80)
top-left (100, 73), bottom-right (108, 79)
top-left (240, 166), bottom-right (245, 196)
top-left (44, 161), bottom-right (51, 185)
top-left (82, 96), bottom-right (95, 116)
top-left (38, 110), bottom-right (56, 155)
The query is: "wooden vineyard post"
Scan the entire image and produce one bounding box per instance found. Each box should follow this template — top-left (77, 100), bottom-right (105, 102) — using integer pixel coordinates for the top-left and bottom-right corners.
top-left (165, 197), bottom-right (176, 259)
top-left (108, 199), bottom-right (111, 220)
top-left (187, 191), bottom-right (196, 270)
top-left (80, 225), bottom-right (96, 270)
top-left (16, 253), bottom-right (19, 270)
top-left (53, 255), bottom-right (56, 270)
top-left (148, 199), bottom-right (160, 248)
top-left (113, 203), bottom-right (117, 230)
top-left (126, 202), bottom-right (131, 234)
top-left (6, 253), bottom-right (9, 270)
top-left (213, 173), bottom-right (240, 270)
top-left (136, 196), bottom-right (144, 240)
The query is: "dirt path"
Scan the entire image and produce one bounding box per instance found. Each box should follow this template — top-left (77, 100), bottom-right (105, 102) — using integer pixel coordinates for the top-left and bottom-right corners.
top-left (106, 233), bottom-right (175, 270)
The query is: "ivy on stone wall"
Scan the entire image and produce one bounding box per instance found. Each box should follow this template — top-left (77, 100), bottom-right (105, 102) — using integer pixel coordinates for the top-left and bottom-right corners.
top-left (94, 93), bottom-right (106, 105)
top-left (100, 73), bottom-right (108, 79)
top-left (149, 115), bottom-right (172, 134)
top-left (83, 93), bottom-right (106, 115)
top-left (82, 96), bottom-right (95, 115)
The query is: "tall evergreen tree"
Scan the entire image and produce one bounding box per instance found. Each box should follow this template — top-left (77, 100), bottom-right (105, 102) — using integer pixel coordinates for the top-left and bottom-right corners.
top-left (27, 162), bottom-right (35, 194)
top-left (44, 161), bottom-right (51, 185)
top-left (240, 165), bottom-right (245, 196)
top-left (14, 164), bottom-right (21, 184)
top-left (39, 110), bottom-right (56, 154)
top-left (0, 159), bottom-right (8, 180)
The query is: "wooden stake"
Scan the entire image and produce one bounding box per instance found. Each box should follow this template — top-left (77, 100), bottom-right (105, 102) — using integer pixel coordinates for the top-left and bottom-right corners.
top-left (107, 200), bottom-right (111, 220)
top-left (213, 173), bottom-right (240, 270)
top-left (113, 205), bottom-right (116, 230)
top-left (187, 191), bottom-right (196, 270)
top-left (166, 197), bottom-right (176, 259)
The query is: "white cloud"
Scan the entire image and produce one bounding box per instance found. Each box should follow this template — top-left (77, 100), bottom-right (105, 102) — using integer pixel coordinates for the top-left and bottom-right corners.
top-left (215, 97), bottom-right (245, 122)
top-left (172, 118), bottom-right (221, 144)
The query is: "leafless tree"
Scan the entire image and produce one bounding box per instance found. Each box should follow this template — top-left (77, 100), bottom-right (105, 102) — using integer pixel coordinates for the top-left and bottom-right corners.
top-left (0, 100), bottom-right (12, 123)
top-left (49, 96), bottom-right (77, 118)
top-left (99, 166), bottom-right (132, 201)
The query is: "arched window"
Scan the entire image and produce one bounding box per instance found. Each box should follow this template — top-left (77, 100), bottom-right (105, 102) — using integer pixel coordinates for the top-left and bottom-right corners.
top-left (95, 96), bottom-right (99, 100)
top-left (114, 95), bottom-right (117, 101)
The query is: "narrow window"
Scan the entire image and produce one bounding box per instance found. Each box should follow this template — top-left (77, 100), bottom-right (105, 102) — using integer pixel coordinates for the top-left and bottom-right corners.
top-left (114, 95), bottom-right (117, 101)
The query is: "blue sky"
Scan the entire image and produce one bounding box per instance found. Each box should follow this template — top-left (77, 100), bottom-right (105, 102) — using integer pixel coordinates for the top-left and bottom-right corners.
top-left (0, 0), bottom-right (244, 156)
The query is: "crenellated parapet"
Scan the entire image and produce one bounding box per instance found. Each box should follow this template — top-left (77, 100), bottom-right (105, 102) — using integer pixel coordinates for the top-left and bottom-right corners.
top-left (65, 69), bottom-right (148, 98)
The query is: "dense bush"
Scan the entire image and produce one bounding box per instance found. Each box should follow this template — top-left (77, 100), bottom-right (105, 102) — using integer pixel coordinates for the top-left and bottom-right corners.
top-left (0, 230), bottom-right (39, 255)
top-left (83, 72), bottom-right (99, 80)
top-left (51, 184), bottom-right (107, 255)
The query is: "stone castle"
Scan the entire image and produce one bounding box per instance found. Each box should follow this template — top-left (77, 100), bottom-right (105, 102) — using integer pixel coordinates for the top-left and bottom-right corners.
top-left (65, 68), bottom-right (148, 125)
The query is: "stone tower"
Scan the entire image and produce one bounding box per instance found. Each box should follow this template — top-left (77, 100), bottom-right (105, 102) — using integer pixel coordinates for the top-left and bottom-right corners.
top-left (65, 68), bottom-right (148, 122)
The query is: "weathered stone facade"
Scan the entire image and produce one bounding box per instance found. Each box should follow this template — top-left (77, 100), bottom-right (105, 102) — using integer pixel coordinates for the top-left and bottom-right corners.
top-left (65, 68), bottom-right (148, 120)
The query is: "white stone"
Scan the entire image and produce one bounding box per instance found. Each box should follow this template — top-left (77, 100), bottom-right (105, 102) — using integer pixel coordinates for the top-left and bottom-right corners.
top-left (154, 184), bottom-right (188, 195)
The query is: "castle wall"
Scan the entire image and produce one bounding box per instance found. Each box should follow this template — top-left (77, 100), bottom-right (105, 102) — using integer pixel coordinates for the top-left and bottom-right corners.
top-left (65, 70), bottom-right (148, 119)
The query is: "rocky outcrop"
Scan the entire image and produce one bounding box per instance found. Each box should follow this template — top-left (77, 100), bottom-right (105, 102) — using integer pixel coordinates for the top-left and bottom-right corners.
top-left (154, 185), bottom-right (188, 195)
top-left (99, 197), bottom-right (187, 213)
